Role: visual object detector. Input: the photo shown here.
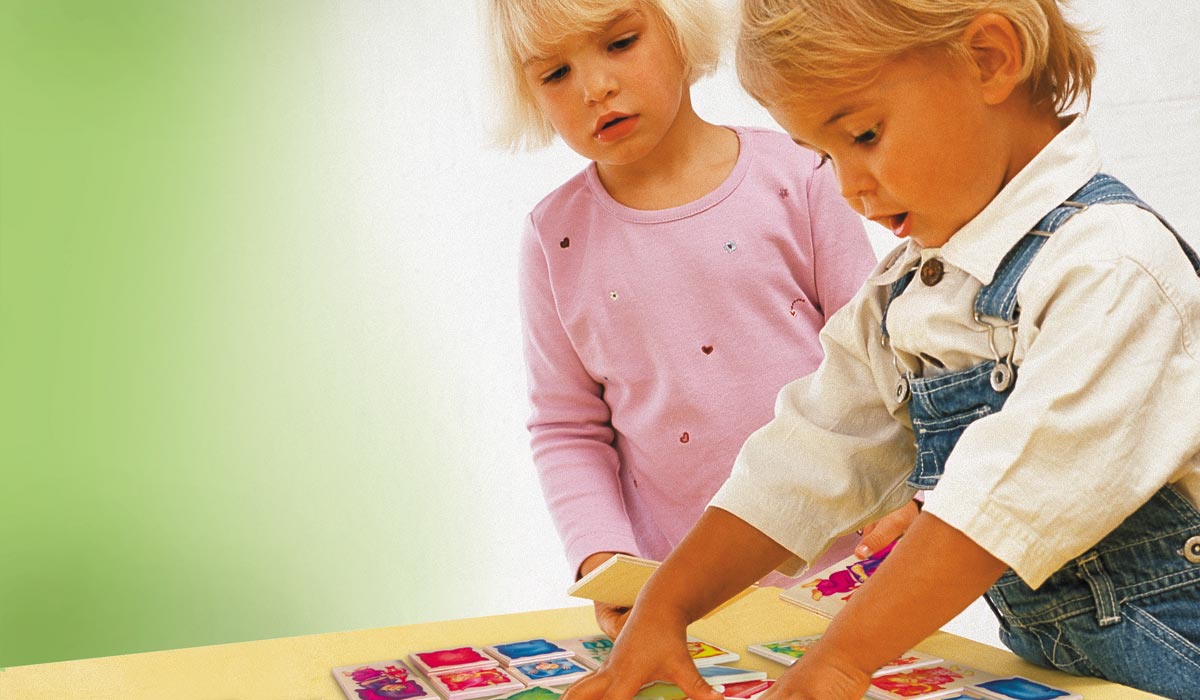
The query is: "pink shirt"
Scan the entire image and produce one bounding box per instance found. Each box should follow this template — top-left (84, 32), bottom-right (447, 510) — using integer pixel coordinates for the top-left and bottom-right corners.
top-left (519, 127), bottom-right (875, 581)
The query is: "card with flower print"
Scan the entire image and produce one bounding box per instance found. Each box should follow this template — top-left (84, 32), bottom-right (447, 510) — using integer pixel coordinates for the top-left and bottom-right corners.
top-left (424, 666), bottom-right (525, 700)
top-left (332, 660), bottom-right (442, 700)
top-left (867, 662), bottom-right (1000, 700)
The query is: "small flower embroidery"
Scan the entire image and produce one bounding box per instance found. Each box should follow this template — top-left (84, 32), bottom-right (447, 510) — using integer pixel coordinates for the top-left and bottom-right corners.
top-left (609, 291), bottom-right (618, 300)
top-left (724, 241), bottom-right (737, 253)
top-left (778, 188), bottom-right (789, 199)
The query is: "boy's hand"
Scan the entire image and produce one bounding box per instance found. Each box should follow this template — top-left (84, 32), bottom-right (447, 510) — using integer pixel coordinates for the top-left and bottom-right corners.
top-left (855, 499), bottom-right (918, 559)
top-left (759, 646), bottom-right (870, 700)
top-left (561, 608), bottom-right (720, 700)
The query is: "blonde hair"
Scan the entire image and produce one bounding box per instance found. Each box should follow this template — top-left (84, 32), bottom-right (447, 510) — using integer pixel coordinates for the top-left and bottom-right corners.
top-left (737, 0), bottom-right (1094, 113)
top-left (487, 0), bottom-right (725, 150)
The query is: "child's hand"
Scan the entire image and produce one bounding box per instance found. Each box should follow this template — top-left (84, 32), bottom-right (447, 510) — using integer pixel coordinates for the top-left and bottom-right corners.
top-left (759, 646), bottom-right (871, 700)
top-left (592, 600), bottom-right (630, 639)
top-left (855, 499), bottom-right (919, 558)
top-left (561, 607), bottom-right (720, 700)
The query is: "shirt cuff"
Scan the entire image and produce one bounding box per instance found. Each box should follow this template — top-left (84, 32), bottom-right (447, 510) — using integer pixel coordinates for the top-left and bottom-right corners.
top-left (564, 531), bottom-right (642, 580)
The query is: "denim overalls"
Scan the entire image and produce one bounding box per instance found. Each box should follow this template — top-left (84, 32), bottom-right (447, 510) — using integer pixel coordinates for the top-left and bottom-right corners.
top-left (884, 174), bottom-right (1200, 700)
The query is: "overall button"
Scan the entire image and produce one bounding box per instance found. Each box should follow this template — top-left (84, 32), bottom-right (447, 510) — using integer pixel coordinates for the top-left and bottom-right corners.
top-left (1184, 536), bottom-right (1200, 564)
top-left (920, 258), bottom-right (945, 286)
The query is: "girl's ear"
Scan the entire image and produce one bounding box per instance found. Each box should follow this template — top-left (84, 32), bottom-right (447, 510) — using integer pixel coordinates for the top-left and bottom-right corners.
top-left (962, 13), bottom-right (1025, 105)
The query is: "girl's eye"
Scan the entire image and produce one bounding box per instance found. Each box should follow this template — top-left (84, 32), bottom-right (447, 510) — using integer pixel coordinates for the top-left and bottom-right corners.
top-left (541, 65), bottom-right (569, 84)
top-left (609, 34), bottom-right (638, 51)
top-left (854, 126), bottom-right (880, 145)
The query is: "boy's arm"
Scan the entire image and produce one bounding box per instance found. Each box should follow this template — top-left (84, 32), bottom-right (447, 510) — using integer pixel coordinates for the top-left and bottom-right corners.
top-left (563, 507), bottom-right (792, 700)
top-left (768, 512), bottom-right (1009, 700)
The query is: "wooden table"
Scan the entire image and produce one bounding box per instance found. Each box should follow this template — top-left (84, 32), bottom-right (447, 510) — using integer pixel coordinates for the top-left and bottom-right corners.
top-left (0, 588), bottom-right (1164, 699)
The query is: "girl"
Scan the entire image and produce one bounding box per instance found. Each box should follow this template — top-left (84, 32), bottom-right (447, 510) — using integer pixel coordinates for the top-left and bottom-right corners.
top-left (487, 0), bottom-right (911, 638)
top-left (562, 1), bottom-right (1200, 699)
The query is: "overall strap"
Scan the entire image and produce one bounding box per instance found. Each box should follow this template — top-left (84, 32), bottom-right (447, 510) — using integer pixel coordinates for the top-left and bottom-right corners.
top-left (880, 269), bottom-right (915, 340)
top-left (975, 172), bottom-right (1198, 322)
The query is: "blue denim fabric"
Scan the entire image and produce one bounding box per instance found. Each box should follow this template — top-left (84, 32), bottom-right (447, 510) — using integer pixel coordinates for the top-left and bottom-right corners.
top-left (884, 174), bottom-right (1200, 699)
top-left (987, 487), bottom-right (1200, 699)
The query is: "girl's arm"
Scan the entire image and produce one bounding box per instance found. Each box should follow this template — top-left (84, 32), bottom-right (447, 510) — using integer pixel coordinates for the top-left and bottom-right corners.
top-left (766, 512), bottom-right (1008, 700)
top-left (563, 507), bottom-right (792, 700)
top-left (518, 216), bottom-right (640, 574)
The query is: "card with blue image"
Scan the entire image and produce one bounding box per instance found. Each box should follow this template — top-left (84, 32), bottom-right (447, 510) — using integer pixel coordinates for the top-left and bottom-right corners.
top-left (483, 638), bottom-right (573, 667)
top-left (506, 658), bottom-right (591, 687)
top-left (970, 676), bottom-right (1082, 700)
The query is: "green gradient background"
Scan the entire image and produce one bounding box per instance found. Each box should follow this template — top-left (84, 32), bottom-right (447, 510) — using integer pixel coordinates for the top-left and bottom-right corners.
top-left (1, 2), bottom-right (466, 667)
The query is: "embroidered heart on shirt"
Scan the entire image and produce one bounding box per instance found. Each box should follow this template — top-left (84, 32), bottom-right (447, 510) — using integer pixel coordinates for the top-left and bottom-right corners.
top-left (701, 345), bottom-right (713, 355)
top-left (560, 237), bottom-right (570, 248)
top-left (680, 432), bottom-right (690, 443)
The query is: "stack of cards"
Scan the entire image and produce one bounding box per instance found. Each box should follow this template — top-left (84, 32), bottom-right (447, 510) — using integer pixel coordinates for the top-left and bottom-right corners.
top-left (779, 541), bottom-right (897, 619)
top-left (405, 646), bottom-right (525, 700)
top-left (479, 638), bottom-right (590, 687)
top-left (748, 634), bottom-right (942, 677)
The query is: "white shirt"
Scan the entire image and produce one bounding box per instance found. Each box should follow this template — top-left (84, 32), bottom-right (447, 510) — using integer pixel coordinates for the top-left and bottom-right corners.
top-left (711, 117), bottom-right (1200, 588)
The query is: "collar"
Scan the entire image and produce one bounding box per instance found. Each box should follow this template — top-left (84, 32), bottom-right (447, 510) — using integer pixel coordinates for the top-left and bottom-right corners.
top-left (868, 115), bottom-right (1102, 288)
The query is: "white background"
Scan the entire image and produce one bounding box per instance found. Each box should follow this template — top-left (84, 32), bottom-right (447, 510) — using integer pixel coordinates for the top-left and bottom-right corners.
top-left (325, 1), bottom-right (1200, 647)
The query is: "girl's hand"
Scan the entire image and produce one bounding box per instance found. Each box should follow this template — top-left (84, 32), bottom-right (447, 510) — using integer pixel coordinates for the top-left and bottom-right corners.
top-left (856, 499), bottom-right (919, 558)
top-left (758, 647), bottom-right (871, 700)
top-left (592, 601), bottom-right (630, 639)
top-left (577, 552), bottom-right (634, 639)
top-left (561, 608), bottom-right (720, 700)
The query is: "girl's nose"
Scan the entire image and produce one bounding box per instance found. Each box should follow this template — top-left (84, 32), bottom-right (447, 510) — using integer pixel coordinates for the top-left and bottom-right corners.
top-left (583, 71), bottom-right (618, 105)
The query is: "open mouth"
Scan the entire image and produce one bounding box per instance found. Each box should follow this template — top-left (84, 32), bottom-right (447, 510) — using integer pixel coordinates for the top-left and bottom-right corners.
top-left (601, 116), bottom-right (629, 131)
top-left (889, 212), bottom-right (911, 238)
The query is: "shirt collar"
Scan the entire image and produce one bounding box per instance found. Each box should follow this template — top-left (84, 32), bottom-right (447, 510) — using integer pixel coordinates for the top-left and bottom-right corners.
top-left (940, 115), bottom-right (1102, 285)
top-left (867, 115), bottom-right (1102, 288)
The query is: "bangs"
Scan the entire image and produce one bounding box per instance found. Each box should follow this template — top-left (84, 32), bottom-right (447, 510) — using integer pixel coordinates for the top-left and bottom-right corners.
top-left (506, 0), bottom-right (641, 63)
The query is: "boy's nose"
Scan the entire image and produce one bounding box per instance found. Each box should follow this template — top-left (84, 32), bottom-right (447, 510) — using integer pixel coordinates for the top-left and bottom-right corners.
top-left (835, 162), bottom-right (874, 201)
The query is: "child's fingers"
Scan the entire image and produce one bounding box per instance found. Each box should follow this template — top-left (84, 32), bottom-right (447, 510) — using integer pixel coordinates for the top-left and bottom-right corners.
top-left (593, 602), bottom-right (630, 639)
top-left (855, 501), bottom-right (918, 558)
top-left (562, 664), bottom-right (642, 700)
top-left (666, 661), bottom-right (723, 700)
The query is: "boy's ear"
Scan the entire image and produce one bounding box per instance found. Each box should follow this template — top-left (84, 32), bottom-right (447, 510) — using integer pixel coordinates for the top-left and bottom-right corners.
top-left (962, 13), bottom-right (1025, 105)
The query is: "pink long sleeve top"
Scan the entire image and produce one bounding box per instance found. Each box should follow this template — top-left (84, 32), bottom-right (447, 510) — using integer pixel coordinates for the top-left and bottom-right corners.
top-left (518, 127), bottom-right (876, 581)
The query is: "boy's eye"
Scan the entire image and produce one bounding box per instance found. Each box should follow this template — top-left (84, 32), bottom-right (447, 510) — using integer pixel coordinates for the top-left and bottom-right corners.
top-left (541, 65), bottom-right (569, 84)
top-left (853, 126), bottom-right (880, 145)
top-left (609, 34), bottom-right (638, 51)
